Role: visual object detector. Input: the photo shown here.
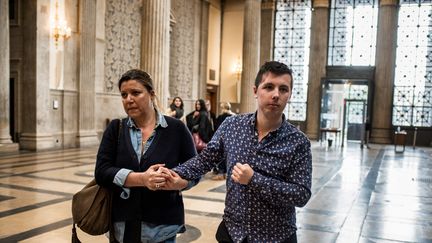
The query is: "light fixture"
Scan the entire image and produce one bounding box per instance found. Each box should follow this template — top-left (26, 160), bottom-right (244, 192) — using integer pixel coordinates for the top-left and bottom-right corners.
top-left (52, 0), bottom-right (71, 47)
top-left (234, 57), bottom-right (242, 81)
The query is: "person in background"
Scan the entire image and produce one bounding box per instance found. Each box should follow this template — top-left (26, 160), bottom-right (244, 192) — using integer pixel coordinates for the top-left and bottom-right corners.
top-left (166, 96), bottom-right (184, 120)
top-left (211, 101), bottom-right (235, 180)
top-left (161, 61), bottom-right (312, 243)
top-left (205, 99), bottom-right (217, 130)
top-left (94, 69), bottom-right (197, 243)
top-left (185, 99), bottom-right (214, 151)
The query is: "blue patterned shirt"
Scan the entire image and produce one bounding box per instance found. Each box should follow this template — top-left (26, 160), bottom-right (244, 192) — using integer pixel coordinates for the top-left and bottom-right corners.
top-left (174, 112), bottom-right (312, 242)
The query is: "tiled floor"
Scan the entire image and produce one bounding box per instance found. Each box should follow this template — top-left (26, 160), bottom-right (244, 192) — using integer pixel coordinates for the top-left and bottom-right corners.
top-left (0, 142), bottom-right (431, 243)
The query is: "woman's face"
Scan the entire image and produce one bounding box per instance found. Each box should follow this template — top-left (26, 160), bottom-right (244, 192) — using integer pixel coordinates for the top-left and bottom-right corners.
top-left (174, 98), bottom-right (182, 107)
top-left (120, 80), bottom-right (154, 119)
top-left (195, 101), bottom-right (201, 111)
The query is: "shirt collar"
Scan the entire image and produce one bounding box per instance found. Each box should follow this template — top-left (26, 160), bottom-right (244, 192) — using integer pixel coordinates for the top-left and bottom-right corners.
top-left (126, 110), bottom-right (168, 129)
top-left (249, 111), bottom-right (287, 132)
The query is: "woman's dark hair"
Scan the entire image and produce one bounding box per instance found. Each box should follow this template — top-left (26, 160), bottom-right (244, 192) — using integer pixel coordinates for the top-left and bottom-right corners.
top-left (254, 61), bottom-right (293, 90)
top-left (118, 69), bottom-right (154, 93)
top-left (170, 96), bottom-right (184, 110)
top-left (195, 99), bottom-right (207, 112)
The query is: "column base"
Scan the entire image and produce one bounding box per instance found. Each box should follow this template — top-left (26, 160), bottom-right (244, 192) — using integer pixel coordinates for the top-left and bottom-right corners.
top-left (19, 133), bottom-right (55, 151)
top-left (0, 143), bottom-right (19, 153)
top-left (76, 131), bottom-right (99, 147)
top-left (370, 128), bottom-right (392, 144)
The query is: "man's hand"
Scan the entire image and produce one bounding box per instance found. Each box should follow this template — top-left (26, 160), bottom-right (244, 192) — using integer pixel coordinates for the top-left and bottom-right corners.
top-left (158, 168), bottom-right (189, 191)
top-left (231, 163), bottom-right (254, 185)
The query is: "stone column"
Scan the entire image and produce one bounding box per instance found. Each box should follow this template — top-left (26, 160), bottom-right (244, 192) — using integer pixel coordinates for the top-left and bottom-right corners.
top-left (0, 0), bottom-right (18, 152)
top-left (20, 0), bottom-right (54, 150)
top-left (77, 0), bottom-right (99, 146)
top-left (198, 0), bottom-right (209, 99)
top-left (141, 0), bottom-right (171, 110)
top-left (260, 0), bottom-right (275, 65)
top-left (370, 0), bottom-right (398, 144)
top-left (305, 0), bottom-right (329, 140)
top-left (240, 0), bottom-right (261, 113)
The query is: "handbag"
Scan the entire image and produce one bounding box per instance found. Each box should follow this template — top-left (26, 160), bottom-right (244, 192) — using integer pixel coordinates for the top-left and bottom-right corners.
top-left (72, 179), bottom-right (112, 236)
top-left (71, 119), bottom-right (122, 243)
top-left (192, 132), bottom-right (207, 152)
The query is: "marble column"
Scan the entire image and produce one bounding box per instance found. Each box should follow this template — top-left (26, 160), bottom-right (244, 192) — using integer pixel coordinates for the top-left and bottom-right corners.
top-left (198, 0), bottom-right (209, 100)
top-left (0, 0), bottom-right (18, 152)
top-left (77, 0), bottom-right (99, 146)
top-left (260, 0), bottom-right (275, 65)
top-left (370, 0), bottom-right (398, 144)
top-left (305, 0), bottom-right (329, 140)
top-left (240, 0), bottom-right (261, 113)
top-left (19, 0), bottom-right (54, 150)
top-left (141, 0), bottom-right (171, 110)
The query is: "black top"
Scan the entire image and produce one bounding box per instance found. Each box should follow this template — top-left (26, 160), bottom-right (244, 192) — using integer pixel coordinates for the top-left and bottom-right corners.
top-left (95, 117), bottom-right (197, 225)
top-left (185, 111), bottom-right (214, 143)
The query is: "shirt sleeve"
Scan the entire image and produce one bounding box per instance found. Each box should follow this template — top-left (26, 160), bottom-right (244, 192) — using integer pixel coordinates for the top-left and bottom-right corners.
top-left (173, 116), bottom-right (229, 180)
top-left (248, 139), bottom-right (312, 207)
top-left (113, 168), bottom-right (133, 199)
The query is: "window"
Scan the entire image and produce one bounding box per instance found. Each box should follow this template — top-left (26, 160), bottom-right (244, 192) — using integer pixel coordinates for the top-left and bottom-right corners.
top-left (328, 0), bottom-right (378, 66)
top-left (393, 0), bottom-right (432, 127)
top-left (274, 0), bottom-right (312, 121)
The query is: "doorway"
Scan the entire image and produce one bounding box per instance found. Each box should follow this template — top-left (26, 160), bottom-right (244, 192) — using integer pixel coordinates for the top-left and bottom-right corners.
top-left (320, 79), bottom-right (371, 146)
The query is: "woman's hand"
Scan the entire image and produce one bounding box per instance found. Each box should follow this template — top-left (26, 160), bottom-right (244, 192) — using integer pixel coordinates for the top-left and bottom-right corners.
top-left (143, 164), bottom-right (169, 190)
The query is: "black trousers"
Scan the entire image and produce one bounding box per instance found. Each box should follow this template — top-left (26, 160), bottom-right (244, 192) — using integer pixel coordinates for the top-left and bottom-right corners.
top-left (215, 220), bottom-right (297, 243)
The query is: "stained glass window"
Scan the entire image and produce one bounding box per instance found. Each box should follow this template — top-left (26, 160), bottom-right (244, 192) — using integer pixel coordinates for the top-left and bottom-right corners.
top-left (328, 0), bottom-right (378, 66)
top-left (274, 0), bottom-right (312, 121)
top-left (393, 0), bottom-right (432, 127)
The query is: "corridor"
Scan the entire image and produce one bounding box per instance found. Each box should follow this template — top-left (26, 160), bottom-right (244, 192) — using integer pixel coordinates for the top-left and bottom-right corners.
top-left (0, 142), bottom-right (431, 242)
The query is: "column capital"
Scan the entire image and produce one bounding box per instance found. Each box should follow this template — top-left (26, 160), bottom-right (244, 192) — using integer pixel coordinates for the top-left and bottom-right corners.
top-left (262, 0), bottom-right (276, 10)
top-left (313, 0), bottom-right (330, 8)
top-left (380, 0), bottom-right (398, 6)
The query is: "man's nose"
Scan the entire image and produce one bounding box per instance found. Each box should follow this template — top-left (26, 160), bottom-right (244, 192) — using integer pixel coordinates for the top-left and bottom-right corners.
top-left (272, 89), bottom-right (280, 99)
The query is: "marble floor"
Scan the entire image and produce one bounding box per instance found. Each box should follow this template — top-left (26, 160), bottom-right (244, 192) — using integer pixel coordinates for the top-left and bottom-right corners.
top-left (0, 142), bottom-right (431, 243)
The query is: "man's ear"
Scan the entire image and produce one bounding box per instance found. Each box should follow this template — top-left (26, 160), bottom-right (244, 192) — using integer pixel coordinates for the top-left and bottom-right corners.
top-left (253, 86), bottom-right (257, 98)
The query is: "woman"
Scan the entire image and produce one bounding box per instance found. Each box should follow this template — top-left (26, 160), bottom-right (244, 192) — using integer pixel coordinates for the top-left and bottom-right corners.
top-left (95, 69), bottom-right (197, 243)
top-left (166, 97), bottom-right (184, 120)
top-left (211, 101), bottom-right (235, 180)
top-left (185, 99), bottom-right (214, 151)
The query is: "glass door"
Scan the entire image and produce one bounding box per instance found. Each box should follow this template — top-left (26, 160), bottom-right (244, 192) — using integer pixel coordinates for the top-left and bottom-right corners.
top-left (320, 79), bottom-right (370, 147)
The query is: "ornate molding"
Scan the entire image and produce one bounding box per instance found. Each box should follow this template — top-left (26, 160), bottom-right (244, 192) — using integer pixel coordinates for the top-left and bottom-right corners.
top-left (380, 0), bottom-right (398, 6)
top-left (169, 0), bottom-right (196, 98)
top-left (312, 0), bottom-right (329, 8)
top-left (104, 0), bottom-right (142, 92)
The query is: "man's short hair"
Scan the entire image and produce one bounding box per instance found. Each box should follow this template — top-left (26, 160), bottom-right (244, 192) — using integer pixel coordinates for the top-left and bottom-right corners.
top-left (254, 61), bottom-right (293, 90)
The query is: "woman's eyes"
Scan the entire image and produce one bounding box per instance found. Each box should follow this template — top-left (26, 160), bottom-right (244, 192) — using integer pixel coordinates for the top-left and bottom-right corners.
top-left (120, 91), bottom-right (142, 98)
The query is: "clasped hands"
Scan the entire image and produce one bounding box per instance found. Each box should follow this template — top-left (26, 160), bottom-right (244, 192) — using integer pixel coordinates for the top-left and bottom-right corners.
top-left (143, 162), bottom-right (255, 191)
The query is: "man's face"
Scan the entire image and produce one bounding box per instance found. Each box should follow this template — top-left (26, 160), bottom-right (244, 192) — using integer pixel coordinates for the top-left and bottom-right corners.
top-left (253, 72), bottom-right (292, 117)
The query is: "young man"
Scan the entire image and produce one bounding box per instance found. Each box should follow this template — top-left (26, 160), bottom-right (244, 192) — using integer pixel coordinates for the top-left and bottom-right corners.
top-left (161, 61), bottom-right (312, 243)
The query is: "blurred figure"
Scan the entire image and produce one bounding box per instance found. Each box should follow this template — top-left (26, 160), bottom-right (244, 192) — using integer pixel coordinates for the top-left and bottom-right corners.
top-left (214, 102), bottom-right (235, 131)
top-left (166, 96), bottom-right (184, 120)
top-left (205, 99), bottom-right (217, 130)
top-left (211, 101), bottom-right (235, 180)
top-left (185, 99), bottom-right (214, 152)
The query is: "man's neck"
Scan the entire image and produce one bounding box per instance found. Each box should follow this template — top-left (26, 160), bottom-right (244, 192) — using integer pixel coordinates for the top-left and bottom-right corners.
top-left (256, 111), bottom-right (283, 135)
